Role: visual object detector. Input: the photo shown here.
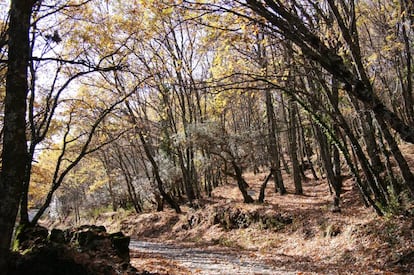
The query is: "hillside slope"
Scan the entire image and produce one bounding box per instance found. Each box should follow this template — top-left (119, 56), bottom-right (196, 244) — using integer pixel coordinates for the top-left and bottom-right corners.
top-left (80, 169), bottom-right (414, 274)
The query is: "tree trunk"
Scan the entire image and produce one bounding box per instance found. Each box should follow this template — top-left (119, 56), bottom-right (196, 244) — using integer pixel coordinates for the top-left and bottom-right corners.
top-left (330, 78), bottom-right (343, 211)
top-left (351, 98), bottom-right (384, 176)
top-left (245, 0), bottom-right (414, 144)
top-left (376, 122), bottom-right (400, 196)
top-left (376, 117), bottom-right (414, 197)
top-left (139, 132), bottom-right (182, 213)
top-left (304, 98), bottom-right (383, 215)
top-left (330, 102), bottom-right (388, 206)
top-left (177, 148), bottom-right (196, 203)
top-left (231, 161), bottom-right (254, 203)
top-left (298, 110), bottom-right (318, 180)
top-left (265, 90), bottom-right (286, 195)
top-left (99, 152), bottom-right (118, 211)
top-left (313, 122), bottom-right (339, 206)
top-left (279, 94), bottom-right (291, 174)
top-left (288, 98), bottom-right (303, 195)
top-left (19, 155), bottom-right (32, 225)
top-left (0, 1), bottom-right (34, 271)
top-left (399, 0), bottom-right (413, 124)
top-left (259, 171), bottom-right (273, 203)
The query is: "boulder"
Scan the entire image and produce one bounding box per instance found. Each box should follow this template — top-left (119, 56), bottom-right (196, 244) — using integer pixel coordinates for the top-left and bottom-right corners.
top-left (110, 232), bottom-right (130, 260)
top-left (14, 224), bottom-right (49, 250)
top-left (49, 228), bottom-right (65, 243)
top-left (10, 224), bottom-right (144, 275)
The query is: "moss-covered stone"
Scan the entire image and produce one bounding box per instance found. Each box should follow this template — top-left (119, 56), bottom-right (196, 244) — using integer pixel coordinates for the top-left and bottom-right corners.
top-left (14, 224), bottom-right (49, 251)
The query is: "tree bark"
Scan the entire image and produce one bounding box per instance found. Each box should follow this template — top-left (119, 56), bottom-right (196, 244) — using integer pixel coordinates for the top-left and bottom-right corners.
top-left (399, 0), bottom-right (413, 124)
top-left (0, 1), bottom-right (34, 272)
top-left (330, 78), bottom-right (343, 211)
top-left (376, 117), bottom-right (414, 197)
top-left (139, 131), bottom-right (182, 213)
top-left (265, 90), bottom-right (286, 195)
top-left (231, 161), bottom-right (254, 203)
top-left (288, 98), bottom-right (303, 195)
top-left (350, 98), bottom-right (384, 176)
top-left (259, 171), bottom-right (272, 203)
top-left (297, 110), bottom-right (318, 180)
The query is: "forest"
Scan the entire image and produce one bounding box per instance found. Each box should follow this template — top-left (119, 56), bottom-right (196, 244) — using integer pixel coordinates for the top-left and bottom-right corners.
top-left (0, 0), bottom-right (413, 274)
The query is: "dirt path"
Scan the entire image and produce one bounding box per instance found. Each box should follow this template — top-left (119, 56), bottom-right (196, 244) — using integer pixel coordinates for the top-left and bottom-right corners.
top-left (130, 240), bottom-right (298, 274)
top-left (99, 172), bottom-right (412, 274)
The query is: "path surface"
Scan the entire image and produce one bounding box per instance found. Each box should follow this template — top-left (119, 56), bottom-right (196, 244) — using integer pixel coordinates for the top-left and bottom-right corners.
top-left (130, 240), bottom-right (296, 274)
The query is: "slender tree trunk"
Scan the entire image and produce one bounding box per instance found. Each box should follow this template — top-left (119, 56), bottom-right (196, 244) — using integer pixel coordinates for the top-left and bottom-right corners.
top-left (376, 122), bottom-right (400, 196)
top-left (231, 161), bottom-right (254, 203)
top-left (107, 179), bottom-right (117, 211)
top-left (259, 171), bottom-right (272, 203)
top-left (351, 98), bottom-right (384, 176)
top-left (297, 111), bottom-right (318, 180)
top-left (0, 1), bottom-right (34, 271)
top-left (399, 0), bottom-right (413, 124)
top-left (117, 154), bottom-right (142, 213)
top-left (330, 79), bottom-right (343, 211)
top-left (280, 148), bottom-right (290, 174)
top-left (313, 123), bottom-right (337, 199)
top-left (288, 98), bottom-right (303, 195)
top-left (177, 148), bottom-right (196, 203)
top-left (376, 117), bottom-right (414, 197)
top-left (139, 132), bottom-right (181, 213)
top-left (19, 154), bottom-right (32, 225)
top-left (279, 95), bottom-right (291, 174)
top-left (265, 90), bottom-right (286, 195)
top-left (331, 105), bottom-right (387, 206)
top-left (99, 152), bottom-right (118, 211)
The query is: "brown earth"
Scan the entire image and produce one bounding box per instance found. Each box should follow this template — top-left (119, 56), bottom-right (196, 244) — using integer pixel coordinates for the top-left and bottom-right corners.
top-left (80, 167), bottom-right (414, 274)
top-left (46, 144), bottom-right (414, 274)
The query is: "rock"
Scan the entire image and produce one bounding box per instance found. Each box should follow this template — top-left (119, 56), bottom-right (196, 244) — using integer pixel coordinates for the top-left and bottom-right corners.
top-left (210, 205), bottom-right (292, 230)
top-left (14, 224), bottom-right (49, 250)
top-left (49, 228), bottom-right (65, 243)
top-left (77, 224), bottom-right (106, 232)
top-left (10, 224), bottom-right (141, 275)
top-left (110, 232), bottom-right (130, 260)
top-left (9, 244), bottom-right (89, 275)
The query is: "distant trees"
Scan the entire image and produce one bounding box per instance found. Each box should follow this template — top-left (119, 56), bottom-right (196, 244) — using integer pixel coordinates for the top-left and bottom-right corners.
top-left (176, 0), bottom-right (414, 214)
top-left (35, 0), bottom-right (413, 217)
top-left (20, 0), bottom-right (127, 225)
top-left (245, 0), bottom-right (414, 212)
top-left (0, 1), bottom-right (129, 269)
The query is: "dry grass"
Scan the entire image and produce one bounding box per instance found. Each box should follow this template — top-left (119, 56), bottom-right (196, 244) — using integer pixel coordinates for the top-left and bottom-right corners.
top-left (113, 167), bottom-right (413, 274)
top-left (130, 252), bottom-right (190, 275)
top-left (54, 145), bottom-right (414, 274)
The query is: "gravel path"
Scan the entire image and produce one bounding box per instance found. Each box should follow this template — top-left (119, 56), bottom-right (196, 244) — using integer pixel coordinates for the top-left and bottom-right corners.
top-left (130, 240), bottom-right (296, 274)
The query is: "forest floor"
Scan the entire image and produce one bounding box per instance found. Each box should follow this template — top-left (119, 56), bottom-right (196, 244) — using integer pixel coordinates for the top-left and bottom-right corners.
top-left (72, 168), bottom-right (414, 274)
top-left (47, 146), bottom-right (414, 274)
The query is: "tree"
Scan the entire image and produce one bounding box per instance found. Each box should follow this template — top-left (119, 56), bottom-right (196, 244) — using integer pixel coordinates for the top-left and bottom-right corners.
top-left (0, 0), bottom-right (35, 271)
top-left (15, 0), bottom-right (134, 226)
top-left (265, 90), bottom-right (285, 195)
top-left (180, 0), bottom-right (414, 213)
top-left (241, 0), bottom-right (414, 144)
top-left (287, 96), bottom-right (303, 195)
